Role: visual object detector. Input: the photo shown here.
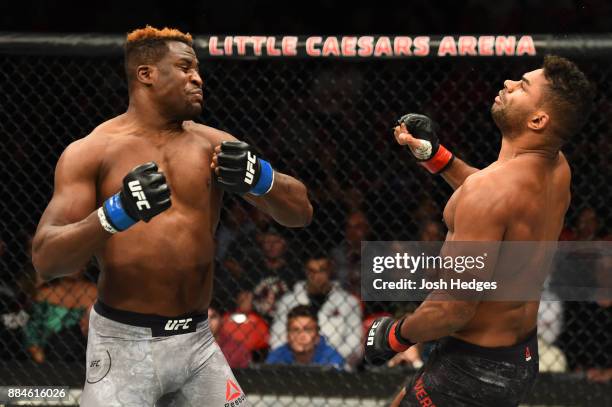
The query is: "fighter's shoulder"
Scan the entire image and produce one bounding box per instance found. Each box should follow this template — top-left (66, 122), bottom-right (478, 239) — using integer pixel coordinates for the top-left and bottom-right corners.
top-left (56, 125), bottom-right (113, 177)
top-left (461, 167), bottom-right (513, 196)
top-left (184, 121), bottom-right (238, 145)
top-left (69, 115), bottom-right (123, 150)
top-left (458, 169), bottom-right (516, 215)
top-left (62, 132), bottom-right (107, 162)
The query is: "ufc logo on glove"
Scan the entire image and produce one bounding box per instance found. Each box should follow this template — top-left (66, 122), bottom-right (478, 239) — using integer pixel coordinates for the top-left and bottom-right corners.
top-left (128, 180), bottom-right (151, 210)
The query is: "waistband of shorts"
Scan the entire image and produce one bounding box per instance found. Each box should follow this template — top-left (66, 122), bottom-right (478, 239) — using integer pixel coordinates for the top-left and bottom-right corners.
top-left (437, 329), bottom-right (538, 363)
top-left (93, 300), bottom-right (208, 337)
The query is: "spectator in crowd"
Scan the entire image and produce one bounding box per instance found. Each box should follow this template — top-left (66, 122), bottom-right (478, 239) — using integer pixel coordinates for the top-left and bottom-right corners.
top-left (210, 292), bottom-right (270, 368)
top-left (215, 198), bottom-right (253, 261)
top-left (418, 219), bottom-right (446, 242)
top-left (270, 254), bottom-right (362, 366)
top-left (331, 211), bottom-right (371, 296)
top-left (267, 305), bottom-right (344, 369)
top-left (560, 206), bottom-right (610, 241)
top-left (208, 306), bottom-right (257, 369)
top-left (222, 209), bottom-right (273, 277)
top-left (0, 280), bottom-right (30, 360)
top-left (23, 265), bottom-right (97, 364)
top-left (0, 231), bottom-right (39, 360)
top-left (574, 207), bottom-right (610, 240)
top-left (225, 226), bottom-right (300, 321)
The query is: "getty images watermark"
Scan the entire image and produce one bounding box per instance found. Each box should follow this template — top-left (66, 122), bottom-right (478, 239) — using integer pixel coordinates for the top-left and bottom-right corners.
top-left (371, 251), bottom-right (496, 292)
top-left (361, 241), bottom-right (612, 302)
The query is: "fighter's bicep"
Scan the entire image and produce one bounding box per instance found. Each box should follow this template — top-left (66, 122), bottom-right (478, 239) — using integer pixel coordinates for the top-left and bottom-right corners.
top-left (40, 141), bottom-right (100, 228)
top-left (41, 181), bottom-right (96, 228)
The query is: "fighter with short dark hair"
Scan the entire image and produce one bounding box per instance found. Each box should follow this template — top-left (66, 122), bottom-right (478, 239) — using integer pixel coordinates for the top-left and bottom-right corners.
top-left (33, 26), bottom-right (313, 406)
top-left (366, 56), bottom-right (594, 407)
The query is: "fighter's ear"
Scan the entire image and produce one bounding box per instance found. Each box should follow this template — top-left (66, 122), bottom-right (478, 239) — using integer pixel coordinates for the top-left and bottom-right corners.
top-left (136, 65), bottom-right (156, 87)
top-left (528, 111), bottom-right (549, 131)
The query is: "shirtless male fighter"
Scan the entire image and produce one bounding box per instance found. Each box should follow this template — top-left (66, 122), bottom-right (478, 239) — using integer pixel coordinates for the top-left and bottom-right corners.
top-left (365, 56), bottom-right (594, 406)
top-left (32, 26), bottom-right (312, 406)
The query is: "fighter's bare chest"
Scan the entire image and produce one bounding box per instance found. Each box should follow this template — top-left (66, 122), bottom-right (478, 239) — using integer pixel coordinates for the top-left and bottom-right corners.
top-left (97, 135), bottom-right (216, 208)
top-left (443, 186), bottom-right (462, 234)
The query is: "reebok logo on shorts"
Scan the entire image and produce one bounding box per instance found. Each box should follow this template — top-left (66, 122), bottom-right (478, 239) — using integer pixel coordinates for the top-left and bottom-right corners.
top-left (225, 379), bottom-right (246, 406)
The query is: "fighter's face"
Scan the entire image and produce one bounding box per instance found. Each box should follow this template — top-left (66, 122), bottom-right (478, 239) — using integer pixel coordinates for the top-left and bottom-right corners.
top-left (153, 41), bottom-right (204, 120)
top-left (491, 68), bottom-right (547, 133)
top-left (288, 316), bottom-right (319, 354)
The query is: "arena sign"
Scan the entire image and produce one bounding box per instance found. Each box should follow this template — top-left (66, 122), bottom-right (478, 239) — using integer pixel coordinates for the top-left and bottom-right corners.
top-left (200, 35), bottom-right (537, 58)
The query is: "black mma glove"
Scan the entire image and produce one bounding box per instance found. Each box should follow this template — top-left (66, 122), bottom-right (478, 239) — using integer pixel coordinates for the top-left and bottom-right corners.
top-left (98, 162), bottom-right (171, 233)
top-left (364, 317), bottom-right (414, 366)
top-left (215, 141), bottom-right (274, 195)
top-left (397, 113), bottom-right (454, 174)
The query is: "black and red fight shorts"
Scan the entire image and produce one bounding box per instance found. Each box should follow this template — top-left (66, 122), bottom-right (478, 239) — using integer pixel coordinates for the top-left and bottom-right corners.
top-left (400, 330), bottom-right (539, 407)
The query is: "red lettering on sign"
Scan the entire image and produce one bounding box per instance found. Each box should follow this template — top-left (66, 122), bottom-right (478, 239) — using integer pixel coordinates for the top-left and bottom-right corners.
top-left (438, 36), bottom-right (457, 56)
top-left (458, 36), bottom-right (477, 56)
top-left (357, 36), bottom-right (374, 56)
top-left (394, 37), bottom-right (412, 56)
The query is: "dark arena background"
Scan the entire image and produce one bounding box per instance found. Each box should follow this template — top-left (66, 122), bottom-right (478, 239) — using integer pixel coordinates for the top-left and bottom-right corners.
top-left (0, 2), bottom-right (610, 406)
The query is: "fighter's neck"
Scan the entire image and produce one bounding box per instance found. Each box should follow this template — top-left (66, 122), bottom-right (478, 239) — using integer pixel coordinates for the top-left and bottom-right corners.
top-left (124, 101), bottom-right (184, 134)
top-left (497, 135), bottom-right (559, 161)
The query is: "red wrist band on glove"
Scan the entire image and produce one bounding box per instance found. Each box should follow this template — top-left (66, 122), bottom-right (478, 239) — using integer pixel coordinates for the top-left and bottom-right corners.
top-left (388, 320), bottom-right (413, 353)
top-left (420, 144), bottom-right (454, 174)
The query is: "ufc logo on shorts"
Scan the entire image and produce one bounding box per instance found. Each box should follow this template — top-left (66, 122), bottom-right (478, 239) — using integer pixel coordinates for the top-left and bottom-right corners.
top-left (367, 320), bottom-right (381, 346)
top-left (128, 180), bottom-right (151, 210)
top-left (164, 318), bottom-right (193, 331)
top-left (244, 152), bottom-right (257, 185)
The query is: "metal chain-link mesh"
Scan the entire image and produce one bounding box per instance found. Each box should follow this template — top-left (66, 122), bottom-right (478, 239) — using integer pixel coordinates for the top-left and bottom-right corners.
top-left (0, 51), bottom-right (610, 405)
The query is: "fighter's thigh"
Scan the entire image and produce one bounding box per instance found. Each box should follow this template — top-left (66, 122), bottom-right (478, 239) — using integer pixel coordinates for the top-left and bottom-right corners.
top-left (166, 342), bottom-right (249, 407)
top-left (80, 332), bottom-right (160, 407)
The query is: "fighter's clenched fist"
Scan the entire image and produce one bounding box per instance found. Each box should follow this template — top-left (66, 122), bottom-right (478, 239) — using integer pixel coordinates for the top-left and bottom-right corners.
top-left (393, 113), bottom-right (454, 174)
top-left (211, 141), bottom-right (275, 196)
top-left (364, 316), bottom-right (413, 366)
top-left (99, 162), bottom-right (171, 233)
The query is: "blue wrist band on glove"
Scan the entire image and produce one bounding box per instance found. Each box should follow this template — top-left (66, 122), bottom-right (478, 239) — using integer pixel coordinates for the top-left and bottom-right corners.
top-left (103, 193), bottom-right (137, 231)
top-left (250, 159), bottom-right (274, 196)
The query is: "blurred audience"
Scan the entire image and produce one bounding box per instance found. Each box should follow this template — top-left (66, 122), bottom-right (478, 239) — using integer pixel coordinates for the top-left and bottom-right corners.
top-left (215, 199), bottom-right (254, 261)
top-left (23, 265), bottom-right (97, 364)
top-left (223, 226), bottom-right (299, 320)
top-left (208, 306), bottom-right (267, 369)
top-left (560, 207), bottom-right (610, 241)
top-left (270, 254), bottom-right (362, 367)
top-left (222, 210), bottom-right (273, 284)
top-left (331, 211), bottom-right (371, 297)
top-left (0, 280), bottom-right (30, 360)
top-left (267, 305), bottom-right (344, 369)
top-left (418, 219), bottom-right (446, 242)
